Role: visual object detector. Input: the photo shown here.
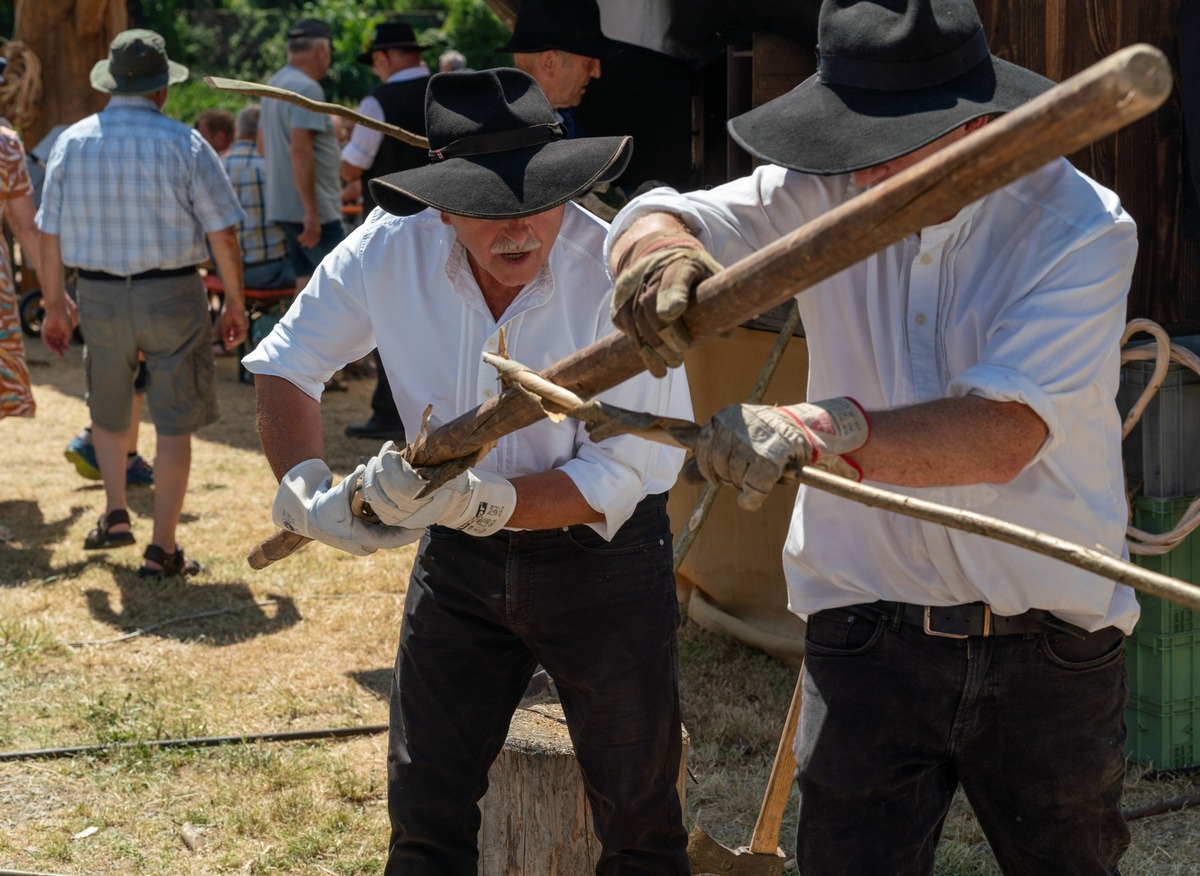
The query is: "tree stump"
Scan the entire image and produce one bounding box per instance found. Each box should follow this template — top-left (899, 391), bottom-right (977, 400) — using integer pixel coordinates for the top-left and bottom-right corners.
top-left (478, 704), bottom-right (688, 876)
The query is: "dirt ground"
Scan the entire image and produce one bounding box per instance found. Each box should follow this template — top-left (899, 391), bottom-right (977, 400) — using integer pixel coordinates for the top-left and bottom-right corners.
top-left (2, 339), bottom-right (1200, 874)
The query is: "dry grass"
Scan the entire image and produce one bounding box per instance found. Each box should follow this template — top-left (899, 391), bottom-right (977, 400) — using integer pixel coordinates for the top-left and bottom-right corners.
top-left (2, 344), bottom-right (1199, 874)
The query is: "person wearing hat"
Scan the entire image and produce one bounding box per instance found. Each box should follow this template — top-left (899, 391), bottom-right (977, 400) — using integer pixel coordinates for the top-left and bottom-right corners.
top-left (37, 29), bottom-right (248, 577)
top-left (606, 0), bottom-right (1138, 871)
top-left (501, 0), bottom-right (618, 138)
top-left (338, 20), bottom-right (431, 445)
top-left (259, 18), bottom-right (343, 289)
top-left (243, 67), bottom-right (692, 874)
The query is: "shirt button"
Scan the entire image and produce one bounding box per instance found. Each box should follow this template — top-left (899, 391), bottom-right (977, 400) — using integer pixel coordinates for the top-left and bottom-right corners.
top-left (483, 389), bottom-right (493, 398)
top-left (918, 254), bottom-right (932, 265)
top-left (914, 313), bottom-right (927, 326)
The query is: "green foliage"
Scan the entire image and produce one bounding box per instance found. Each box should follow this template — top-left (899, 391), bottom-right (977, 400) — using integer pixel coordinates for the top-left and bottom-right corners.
top-left (163, 78), bottom-right (254, 126)
top-left (421, 0), bottom-right (513, 72)
top-left (141, 0), bottom-right (511, 110)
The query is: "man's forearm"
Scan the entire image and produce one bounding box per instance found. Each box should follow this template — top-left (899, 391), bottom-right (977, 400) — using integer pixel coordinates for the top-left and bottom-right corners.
top-left (39, 232), bottom-right (68, 307)
top-left (207, 226), bottom-right (245, 307)
top-left (255, 374), bottom-right (326, 481)
top-left (506, 470), bottom-right (604, 529)
top-left (853, 396), bottom-right (1048, 487)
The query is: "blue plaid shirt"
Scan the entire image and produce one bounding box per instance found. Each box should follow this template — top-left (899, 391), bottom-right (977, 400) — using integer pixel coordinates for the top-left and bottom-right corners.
top-left (36, 96), bottom-right (244, 274)
top-left (222, 140), bottom-right (287, 266)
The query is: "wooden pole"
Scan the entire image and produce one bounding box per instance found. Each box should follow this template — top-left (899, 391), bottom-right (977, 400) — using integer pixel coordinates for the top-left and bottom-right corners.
top-left (247, 44), bottom-right (1173, 569)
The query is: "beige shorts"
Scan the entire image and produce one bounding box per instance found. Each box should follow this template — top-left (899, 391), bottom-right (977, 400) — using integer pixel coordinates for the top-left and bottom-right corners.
top-left (78, 272), bottom-right (218, 436)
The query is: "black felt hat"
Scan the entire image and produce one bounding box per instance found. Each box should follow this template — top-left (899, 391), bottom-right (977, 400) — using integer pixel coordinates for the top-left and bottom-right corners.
top-left (497, 0), bottom-right (619, 59)
top-left (369, 68), bottom-right (632, 219)
top-left (357, 22), bottom-right (423, 64)
top-left (727, 0), bottom-right (1054, 175)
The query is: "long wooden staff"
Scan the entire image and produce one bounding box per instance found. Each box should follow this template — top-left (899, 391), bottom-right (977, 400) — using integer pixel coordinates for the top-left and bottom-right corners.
top-left (247, 43), bottom-right (1172, 570)
top-left (204, 76), bottom-right (429, 148)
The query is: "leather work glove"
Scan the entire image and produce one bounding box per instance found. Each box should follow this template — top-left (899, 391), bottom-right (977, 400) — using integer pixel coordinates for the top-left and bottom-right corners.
top-left (693, 398), bottom-right (870, 510)
top-left (360, 441), bottom-right (517, 537)
top-left (273, 458), bottom-right (422, 555)
top-left (611, 228), bottom-right (723, 378)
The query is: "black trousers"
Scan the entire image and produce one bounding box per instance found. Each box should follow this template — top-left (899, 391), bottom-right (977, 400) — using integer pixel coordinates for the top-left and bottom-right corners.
top-left (384, 494), bottom-right (690, 875)
top-left (796, 603), bottom-right (1130, 875)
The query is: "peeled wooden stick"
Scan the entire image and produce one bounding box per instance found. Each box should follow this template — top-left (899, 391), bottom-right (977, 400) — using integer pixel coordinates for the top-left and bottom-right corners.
top-left (204, 76), bottom-right (429, 148)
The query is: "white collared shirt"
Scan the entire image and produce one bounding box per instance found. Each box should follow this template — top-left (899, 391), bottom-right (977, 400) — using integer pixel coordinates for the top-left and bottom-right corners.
top-left (607, 159), bottom-right (1140, 632)
top-left (244, 203), bottom-right (691, 539)
top-left (340, 66), bottom-right (430, 170)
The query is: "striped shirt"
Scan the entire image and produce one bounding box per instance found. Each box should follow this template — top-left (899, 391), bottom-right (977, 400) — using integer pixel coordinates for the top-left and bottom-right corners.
top-left (222, 140), bottom-right (287, 266)
top-left (36, 95), bottom-right (244, 275)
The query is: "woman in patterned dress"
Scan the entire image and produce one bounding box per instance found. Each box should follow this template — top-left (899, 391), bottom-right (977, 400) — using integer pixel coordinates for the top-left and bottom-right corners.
top-left (0, 43), bottom-right (42, 540)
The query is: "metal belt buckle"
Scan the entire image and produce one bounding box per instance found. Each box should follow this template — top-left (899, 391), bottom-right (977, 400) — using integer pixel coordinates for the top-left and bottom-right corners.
top-left (923, 604), bottom-right (991, 638)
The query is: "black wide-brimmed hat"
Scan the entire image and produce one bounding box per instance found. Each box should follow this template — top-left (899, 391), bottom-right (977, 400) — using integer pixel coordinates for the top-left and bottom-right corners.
top-left (497, 0), bottom-right (619, 59)
top-left (356, 22), bottom-right (423, 64)
top-left (369, 68), bottom-right (632, 219)
top-left (90, 29), bottom-right (189, 95)
top-left (727, 0), bottom-right (1054, 175)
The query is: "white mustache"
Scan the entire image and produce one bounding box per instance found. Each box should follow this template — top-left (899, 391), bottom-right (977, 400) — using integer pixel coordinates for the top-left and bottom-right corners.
top-left (491, 236), bottom-right (542, 255)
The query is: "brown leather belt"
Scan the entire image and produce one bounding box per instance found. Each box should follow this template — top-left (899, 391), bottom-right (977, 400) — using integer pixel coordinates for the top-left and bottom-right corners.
top-left (867, 601), bottom-right (1089, 639)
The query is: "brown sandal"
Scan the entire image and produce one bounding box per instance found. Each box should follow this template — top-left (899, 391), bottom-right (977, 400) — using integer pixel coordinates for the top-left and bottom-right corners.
top-left (138, 544), bottom-right (202, 579)
top-left (83, 509), bottom-right (135, 551)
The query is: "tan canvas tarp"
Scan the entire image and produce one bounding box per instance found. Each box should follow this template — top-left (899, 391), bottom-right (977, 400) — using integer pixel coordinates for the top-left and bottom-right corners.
top-left (667, 327), bottom-right (809, 667)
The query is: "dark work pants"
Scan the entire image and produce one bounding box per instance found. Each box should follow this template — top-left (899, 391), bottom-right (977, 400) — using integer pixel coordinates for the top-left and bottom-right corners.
top-left (796, 603), bottom-right (1130, 875)
top-left (384, 494), bottom-right (690, 876)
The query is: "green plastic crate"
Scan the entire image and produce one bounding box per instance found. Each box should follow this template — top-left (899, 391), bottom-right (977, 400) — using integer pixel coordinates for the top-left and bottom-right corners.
top-left (1125, 629), bottom-right (1200, 706)
top-left (1125, 694), bottom-right (1200, 771)
top-left (1129, 494), bottom-right (1200, 637)
top-left (1125, 494), bottom-right (1200, 767)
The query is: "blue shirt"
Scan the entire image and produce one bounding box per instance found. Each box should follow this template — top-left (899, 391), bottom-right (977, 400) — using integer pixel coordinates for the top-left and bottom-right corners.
top-left (36, 95), bottom-right (244, 274)
top-left (222, 139), bottom-right (287, 266)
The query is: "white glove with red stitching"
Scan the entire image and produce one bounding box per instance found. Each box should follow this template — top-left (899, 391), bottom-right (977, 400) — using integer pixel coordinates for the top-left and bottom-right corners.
top-left (360, 441), bottom-right (517, 537)
top-left (693, 398), bottom-right (870, 509)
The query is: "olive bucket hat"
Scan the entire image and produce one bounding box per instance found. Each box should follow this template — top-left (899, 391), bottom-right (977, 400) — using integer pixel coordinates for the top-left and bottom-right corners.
top-left (90, 29), bottom-right (189, 95)
top-left (369, 67), bottom-right (632, 219)
top-left (727, 0), bottom-right (1054, 175)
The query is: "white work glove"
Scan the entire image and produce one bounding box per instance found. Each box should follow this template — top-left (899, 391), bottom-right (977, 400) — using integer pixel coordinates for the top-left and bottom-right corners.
top-left (360, 441), bottom-right (517, 537)
top-left (693, 398), bottom-right (870, 510)
top-left (273, 458), bottom-right (422, 555)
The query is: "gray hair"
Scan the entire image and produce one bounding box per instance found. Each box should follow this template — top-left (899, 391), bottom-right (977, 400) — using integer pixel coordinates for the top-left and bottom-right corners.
top-left (439, 49), bottom-right (468, 71)
top-left (235, 104), bottom-right (261, 139)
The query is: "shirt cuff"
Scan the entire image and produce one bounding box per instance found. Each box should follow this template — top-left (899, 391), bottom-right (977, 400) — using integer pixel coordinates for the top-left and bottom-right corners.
top-left (340, 142), bottom-right (374, 170)
top-left (556, 456), bottom-right (643, 541)
top-left (947, 364), bottom-right (1063, 464)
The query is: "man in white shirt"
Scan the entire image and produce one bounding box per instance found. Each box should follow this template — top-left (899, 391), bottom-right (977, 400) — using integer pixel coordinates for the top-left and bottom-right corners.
top-left (606, 0), bottom-right (1138, 872)
top-left (244, 68), bottom-right (692, 875)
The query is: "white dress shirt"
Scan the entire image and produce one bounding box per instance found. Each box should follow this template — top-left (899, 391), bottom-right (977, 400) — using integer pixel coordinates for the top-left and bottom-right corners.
top-left (244, 202), bottom-right (691, 539)
top-left (340, 66), bottom-right (430, 170)
top-left (607, 159), bottom-right (1140, 632)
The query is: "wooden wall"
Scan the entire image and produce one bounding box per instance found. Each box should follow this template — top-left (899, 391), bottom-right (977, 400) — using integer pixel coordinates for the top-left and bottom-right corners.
top-left (977, 0), bottom-right (1200, 332)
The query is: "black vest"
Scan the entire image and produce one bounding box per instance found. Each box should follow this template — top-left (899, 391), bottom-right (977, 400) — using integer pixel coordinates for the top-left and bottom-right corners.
top-left (362, 75), bottom-right (430, 214)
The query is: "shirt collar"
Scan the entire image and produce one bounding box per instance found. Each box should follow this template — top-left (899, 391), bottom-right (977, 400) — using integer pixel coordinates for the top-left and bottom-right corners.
top-left (385, 65), bottom-right (430, 84)
top-left (105, 94), bottom-right (161, 113)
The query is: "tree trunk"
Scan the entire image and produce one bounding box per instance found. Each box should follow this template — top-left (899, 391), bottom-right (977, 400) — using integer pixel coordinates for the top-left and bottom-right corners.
top-left (478, 704), bottom-right (689, 876)
top-left (13, 0), bottom-right (127, 146)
